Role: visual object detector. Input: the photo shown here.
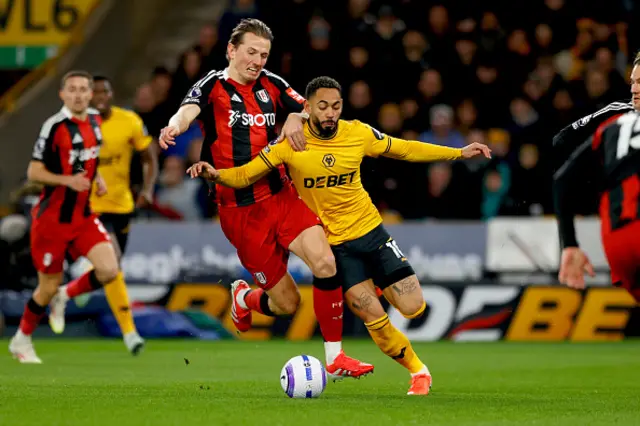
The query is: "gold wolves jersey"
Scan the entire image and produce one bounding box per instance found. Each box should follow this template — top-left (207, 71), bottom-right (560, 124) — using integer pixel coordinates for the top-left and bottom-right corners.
top-left (217, 119), bottom-right (462, 244)
top-left (91, 106), bottom-right (152, 214)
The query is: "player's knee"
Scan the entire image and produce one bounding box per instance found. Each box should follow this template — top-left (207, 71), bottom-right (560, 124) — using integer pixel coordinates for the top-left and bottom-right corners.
top-left (278, 293), bottom-right (300, 316)
top-left (311, 253), bottom-right (336, 278)
top-left (95, 264), bottom-right (119, 284)
top-left (362, 304), bottom-right (387, 324)
top-left (399, 298), bottom-right (427, 319)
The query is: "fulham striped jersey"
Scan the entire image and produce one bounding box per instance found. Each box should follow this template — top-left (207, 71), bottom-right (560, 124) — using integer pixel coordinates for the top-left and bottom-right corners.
top-left (181, 68), bottom-right (305, 208)
top-left (31, 106), bottom-right (103, 224)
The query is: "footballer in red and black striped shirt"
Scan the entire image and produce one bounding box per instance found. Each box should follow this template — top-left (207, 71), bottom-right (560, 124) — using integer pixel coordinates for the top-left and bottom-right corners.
top-left (11, 71), bottom-right (124, 364)
top-left (159, 19), bottom-right (374, 379)
top-left (182, 66), bottom-right (304, 208)
top-left (553, 55), bottom-right (640, 302)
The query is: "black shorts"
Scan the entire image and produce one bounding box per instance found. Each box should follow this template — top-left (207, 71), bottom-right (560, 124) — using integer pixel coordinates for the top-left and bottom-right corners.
top-left (99, 213), bottom-right (132, 253)
top-left (331, 224), bottom-right (415, 291)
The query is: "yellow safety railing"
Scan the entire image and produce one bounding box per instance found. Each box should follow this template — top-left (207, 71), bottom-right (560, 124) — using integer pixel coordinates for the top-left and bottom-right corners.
top-left (0, 1), bottom-right (102, 114)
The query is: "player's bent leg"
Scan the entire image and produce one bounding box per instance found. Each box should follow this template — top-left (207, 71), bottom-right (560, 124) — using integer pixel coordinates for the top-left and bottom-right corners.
top-left (231, 273), bottom-right (299, 333)
top-left (53, 242), bottom-right (120, 337)
top-left (86, 241), bottom-right (120, 283)
top-left (288, 225), bottom-right (336, 278)
top-left (264, 273), bottom-right (301, 315)
top-left (380, 273), bottom-right (426, 319)
top-left (346, 280), bottom-right (432, 395)
top-left (10, 272), bottom-right (63, 364)
top-left (102, 225), bottom-right (143, 355)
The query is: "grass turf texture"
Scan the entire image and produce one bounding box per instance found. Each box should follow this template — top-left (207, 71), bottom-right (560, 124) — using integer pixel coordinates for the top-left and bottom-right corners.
top-left (0, 339), bottom-right (639, 426)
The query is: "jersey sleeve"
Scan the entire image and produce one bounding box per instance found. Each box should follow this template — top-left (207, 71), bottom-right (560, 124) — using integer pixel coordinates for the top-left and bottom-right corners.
top-left (263, 70), bottom-right (304, 113)
top-left (361, 121), bottom-right (462, 161)
top-left (130, 112), bottom-right (153, 151)
top-left (181, 70), bottom-right (219, 109)
top-left (552, 117), bottom-right (613, 248)
top-left (553, 102), bottom-right (632, 173)
top-left (216, 142), bottom-right (292, 188)
top-left (32, 120), bottom-right (58, 166)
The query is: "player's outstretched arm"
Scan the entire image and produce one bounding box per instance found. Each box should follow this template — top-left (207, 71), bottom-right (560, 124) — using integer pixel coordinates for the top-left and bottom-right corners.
top-left (371, 135), bottom-right (491, 162)
top-left (188, 142), bottom-right (289, 188)
top-left (159, 104), bottom-right (201, 149)
top-left (187, 158), bottom-right (270, 189)
top-left (27, 161), bottom-right (90, 192)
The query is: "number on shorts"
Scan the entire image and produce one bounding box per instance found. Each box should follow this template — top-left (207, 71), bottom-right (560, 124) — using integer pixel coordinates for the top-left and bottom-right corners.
top-left (94, 218), bottom-right (108, 235)
top-left (385, 239), bottom-right (405, 259)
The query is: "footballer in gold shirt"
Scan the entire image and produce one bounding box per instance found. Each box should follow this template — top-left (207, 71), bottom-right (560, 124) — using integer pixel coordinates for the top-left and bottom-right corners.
top-left (89, 76), bottom-right (158, 355)
top-left (188, 76), bottom-right (490, 395)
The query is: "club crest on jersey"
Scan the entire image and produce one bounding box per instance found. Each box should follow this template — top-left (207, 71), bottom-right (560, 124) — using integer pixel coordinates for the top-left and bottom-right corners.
top-left (322, 153), bottom-right (336, 168)
top-left (254, 272), bottom-right (267, 285)
top-left (255, 89), bottom-right (270, 103)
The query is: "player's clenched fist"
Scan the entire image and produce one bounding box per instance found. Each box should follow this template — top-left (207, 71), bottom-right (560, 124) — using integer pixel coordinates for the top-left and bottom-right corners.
top-left (187, 161), bottom-right (220, 181)
top-left (159, 125), bottom-right (180, 150)
top-left (461, 142), bottom-right (492, 159)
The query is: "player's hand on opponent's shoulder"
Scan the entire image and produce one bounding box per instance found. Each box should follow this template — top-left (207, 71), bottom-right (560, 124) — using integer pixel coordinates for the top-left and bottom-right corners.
top-left (159, 125), bottom-right (181, 150)
top-left (187, 161), bottom-right (219, 181)
top-left (558, 247), bottom-right (595, 290)
top-left (461, 142), bottom-right (492, 159)
top-left (95, 173), bottom-right (108, 197)
top-left (279, 112), bottom-right (308, 152)
top-left (64, 171), bottom-right (92, 192)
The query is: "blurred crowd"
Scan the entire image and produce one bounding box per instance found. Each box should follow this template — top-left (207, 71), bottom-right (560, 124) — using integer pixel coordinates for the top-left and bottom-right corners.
top-left (97, 0), bottom-right (640, 221)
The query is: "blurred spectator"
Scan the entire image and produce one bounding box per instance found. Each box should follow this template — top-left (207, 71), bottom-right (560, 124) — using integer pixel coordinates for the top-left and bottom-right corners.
top-left (196, 23), bottom-right (226, 74)
top-left (169, 48), bottom-right (203, 107)
top-left (163, 122), bottom-right (203, 159)
top-left (344, 80), bottom-right (377, 125)
top-left (218, 0), bottom-right (259, 44)
top-left (154, 156), bottom-right (206, 220)
top-left (509, 143), bottom-right (551, 216)
top-left (418, 104), bottom-right (465, 148)
top-left (456, 99), bottom-right (478, 136)
top-left (481, 164), bottom-right (511, 219)
top-left (133, 83), bottom-right (162, 139)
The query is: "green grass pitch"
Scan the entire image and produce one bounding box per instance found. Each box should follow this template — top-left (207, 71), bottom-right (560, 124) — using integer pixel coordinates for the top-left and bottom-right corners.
top-left (1, 339), bottom-right (639, 426)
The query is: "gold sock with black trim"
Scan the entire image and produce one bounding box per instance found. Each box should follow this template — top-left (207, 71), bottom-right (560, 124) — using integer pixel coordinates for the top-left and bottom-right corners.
top-left (104, 272), bottom-right (136, 335)
top-left (365, 314), bottom-right (425, 374)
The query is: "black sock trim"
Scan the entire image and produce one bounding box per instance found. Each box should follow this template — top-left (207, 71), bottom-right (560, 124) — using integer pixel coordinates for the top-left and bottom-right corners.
top-left (27, 297), bottom-right (46, 315)
top-left (313, 275), bottom-right (341, 291)
top-left (89, 270), bottom-right (102, 290)
top-left (259, 291), bottom-right (275, 317)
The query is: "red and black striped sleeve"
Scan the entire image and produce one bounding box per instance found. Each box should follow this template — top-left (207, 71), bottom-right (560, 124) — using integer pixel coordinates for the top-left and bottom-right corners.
top-left (262, 69), bottom-right (304, 113)
top-left (181, 70), bottom-right (220, 110)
